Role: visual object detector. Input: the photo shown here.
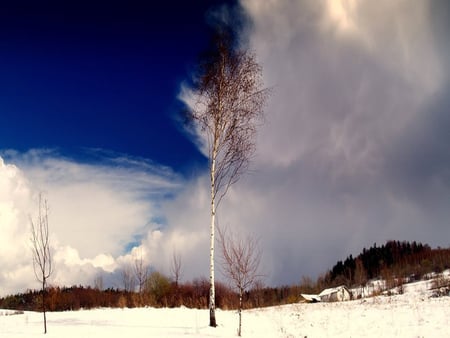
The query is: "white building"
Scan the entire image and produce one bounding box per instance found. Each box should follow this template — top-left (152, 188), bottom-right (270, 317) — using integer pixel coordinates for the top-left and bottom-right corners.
top-left (301, 285), bottom-right (351, 303)
top-left (318, 285), bottom-right (351, 302)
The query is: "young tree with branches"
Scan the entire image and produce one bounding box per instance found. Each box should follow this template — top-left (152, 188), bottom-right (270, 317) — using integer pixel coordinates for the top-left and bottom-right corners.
top-left (171, 249), bottom-right (182, 286)
top-left (217, 225), bottom-right (262, 336)
top-left (133, 248), bottom-right (149, 295)
top-left (188, 30), bottom-right (269, 327)
top-left (121, 265), bottom-right (136, 293)
top-left (30, 193), bottom-right (53, 334)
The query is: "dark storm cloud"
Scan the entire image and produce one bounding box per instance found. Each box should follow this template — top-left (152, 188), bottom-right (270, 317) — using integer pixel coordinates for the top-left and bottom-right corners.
top-left (226, 0), bottom-right (450, 283)
top-left (170, 0), bottom-right (450, 286)
top-left (383, 82), bottom-right (450, 226)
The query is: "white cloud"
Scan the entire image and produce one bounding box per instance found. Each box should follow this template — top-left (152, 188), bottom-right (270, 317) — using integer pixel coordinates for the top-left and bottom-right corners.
top-left (6, 150), bottom-right (180, 258)
top-left (0, 158), bottom-right (35, 294)
top-left (0, 150), bottom-right (182, 295)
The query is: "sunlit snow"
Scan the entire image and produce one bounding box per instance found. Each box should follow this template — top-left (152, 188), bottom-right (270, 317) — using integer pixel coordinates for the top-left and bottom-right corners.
top-left (1, 278), bottom-right (450, 337)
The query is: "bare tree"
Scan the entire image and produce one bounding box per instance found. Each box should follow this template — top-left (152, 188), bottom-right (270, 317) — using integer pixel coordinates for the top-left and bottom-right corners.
top-left (188, 30), bottom-right (269, 327)
top-left (93, 273), bottom-right (104, 291)
top-left (30, 193), bottom-right (53, 334)
top-left (217, 225), bottom-right (262, 336)
top-left (354, 258), bottom-right (368, 297)
top-left (133, 248), bottom-right (149, 303)
top-left (121, 265), bottom-right (136, 292)
top-left (171, 249), bottom-right (182, 286)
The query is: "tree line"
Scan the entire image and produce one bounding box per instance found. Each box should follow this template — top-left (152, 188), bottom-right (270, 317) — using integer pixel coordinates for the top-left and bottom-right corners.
top-left (4, 240), bottom-right (448, 313)
top-left (0, 277), bottom-right (260, 312)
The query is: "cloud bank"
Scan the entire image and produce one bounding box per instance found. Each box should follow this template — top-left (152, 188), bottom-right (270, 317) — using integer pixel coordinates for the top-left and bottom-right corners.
top-left (0, 150), bottom-right (181, 295)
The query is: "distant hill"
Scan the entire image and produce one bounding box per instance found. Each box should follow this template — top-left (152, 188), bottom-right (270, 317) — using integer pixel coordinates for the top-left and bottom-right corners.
top-left (324, 240), bottom-right (450, 287)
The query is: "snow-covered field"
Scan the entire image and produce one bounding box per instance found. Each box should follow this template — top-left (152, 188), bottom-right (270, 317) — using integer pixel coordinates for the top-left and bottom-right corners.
top-left (1, 280), bottom-right (450, 337)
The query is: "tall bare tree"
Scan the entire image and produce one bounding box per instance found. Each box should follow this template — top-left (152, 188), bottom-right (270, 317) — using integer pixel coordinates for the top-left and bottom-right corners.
top-left (121, 265), bottom-right (136, 292)
top-left (93, 273), bottom-right (104, 291)
top-left (354, 257), bottom-right (368, 297)
top-left (171, 249), bottom-right (182, 286)
top-left (217, 225), bottom-right (262, 336)
top-left (133, 248), bottom-right (149, 295)
top-left (30, 193), bottom-right (53, 334)
top-left (188, 30), bottom-right (269, 327)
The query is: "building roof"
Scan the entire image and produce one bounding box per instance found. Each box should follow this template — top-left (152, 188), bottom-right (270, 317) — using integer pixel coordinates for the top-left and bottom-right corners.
top-left (319, 285), bottom-right (349, 297)
top-left (300, 294), bottom-right (321, 302)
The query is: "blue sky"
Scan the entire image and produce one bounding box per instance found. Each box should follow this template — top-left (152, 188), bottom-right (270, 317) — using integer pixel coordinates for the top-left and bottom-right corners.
top-left (1, 0), bottom-right (450, 295)
top-left (0, 1), bottom-right (231, 171)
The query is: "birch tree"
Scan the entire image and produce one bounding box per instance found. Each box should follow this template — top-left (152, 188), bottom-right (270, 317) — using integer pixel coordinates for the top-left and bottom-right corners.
top-left (188, 31), bottom-right (269, 327)
top-left (30, 193), bottom-right (53, 334)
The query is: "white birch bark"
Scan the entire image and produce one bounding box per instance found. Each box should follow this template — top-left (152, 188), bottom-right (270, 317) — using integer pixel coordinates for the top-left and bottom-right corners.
top-left (209, 134), bottom-right (218, 327)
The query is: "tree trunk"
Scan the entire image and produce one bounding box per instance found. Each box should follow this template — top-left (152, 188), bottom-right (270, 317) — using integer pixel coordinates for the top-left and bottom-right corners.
top-left (43, 279), bottom-right (47, 334)
top-left (238, 289), bottom-right (243, 336)
top-left (209, 138), bottom-right (218, 327)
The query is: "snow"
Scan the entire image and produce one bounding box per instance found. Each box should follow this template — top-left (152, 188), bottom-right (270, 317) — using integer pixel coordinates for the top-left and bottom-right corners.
top-left (2, 279), bottom-right (450, 337)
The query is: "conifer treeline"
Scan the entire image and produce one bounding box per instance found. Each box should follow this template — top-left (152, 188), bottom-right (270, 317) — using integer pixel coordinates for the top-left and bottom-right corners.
top-left (324, 240), bottom-right (450, 287)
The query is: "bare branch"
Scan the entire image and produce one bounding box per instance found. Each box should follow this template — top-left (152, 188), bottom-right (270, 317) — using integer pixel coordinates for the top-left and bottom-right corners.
top-left (190, 34), bottom-right (269, 207)
top-left (217, 225), bottom-right (262, 293)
